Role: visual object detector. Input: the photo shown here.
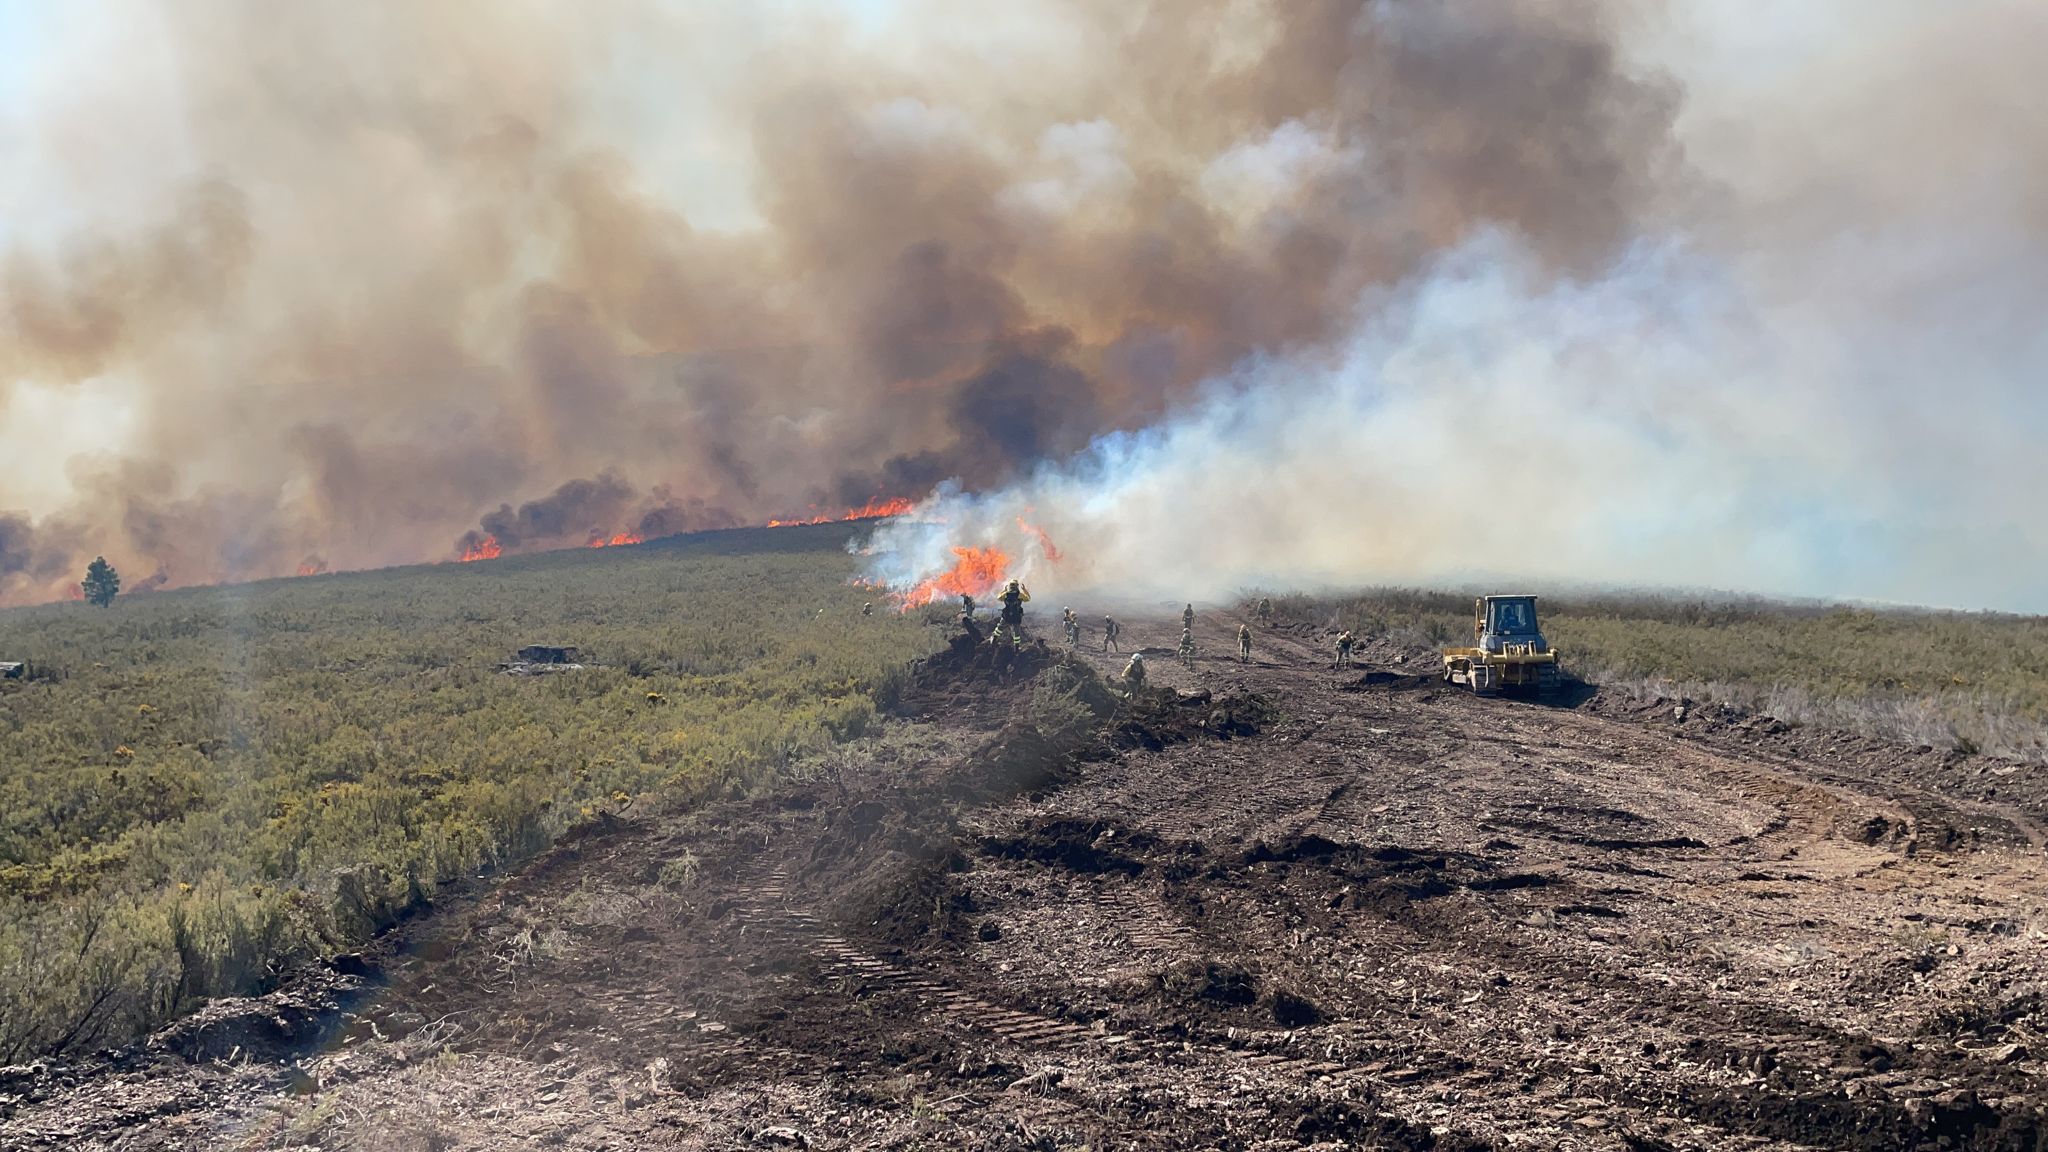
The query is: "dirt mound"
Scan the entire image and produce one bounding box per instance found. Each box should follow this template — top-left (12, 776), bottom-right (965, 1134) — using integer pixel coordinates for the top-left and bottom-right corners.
top-left (949, 724), bottom-right (1075, 800)
top-left (147, 969), bottom-right (369, 1064)
top-left (886, 629), bottom-right (1071, 728)
top-left (980, 818), bottom-right (1157, 876)
top-left (1110, 688), bottom-right (1276, 750)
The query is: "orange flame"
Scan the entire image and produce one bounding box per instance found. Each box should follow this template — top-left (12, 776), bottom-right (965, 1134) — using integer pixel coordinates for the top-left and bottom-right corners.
top-left (296, 560), bottom-right (329, 577)
top-left (849, 496), bottom-right (916, 519)
top-left (587, 531), bottom-right (644, 548)
top-left (766, 496), bottom-right (916, 528)
top-left (459, 535), bottom-right (502, 562)
top-left (899, 546), bottom-right (1010, 608)
top-left (1017, 518), bottom-right (1062, 564)
top-left (65, 584), bottom-right (85, 601)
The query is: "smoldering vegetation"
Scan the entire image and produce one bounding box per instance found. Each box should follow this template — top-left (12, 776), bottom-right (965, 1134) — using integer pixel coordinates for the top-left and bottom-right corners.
top-left (1, 0), bottom-right (1686, 604)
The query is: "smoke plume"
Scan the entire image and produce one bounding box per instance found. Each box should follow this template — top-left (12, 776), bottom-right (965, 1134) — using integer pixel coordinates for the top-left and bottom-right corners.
top-left (861, 2), bottom-right (2048, 613)
top-left (2, 2), bottom-right (2043, 609)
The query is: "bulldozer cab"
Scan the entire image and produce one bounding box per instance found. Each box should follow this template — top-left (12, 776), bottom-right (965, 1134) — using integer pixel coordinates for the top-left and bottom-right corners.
top-left (1446, 595), bottom-right (1560, 696)
top-left (1476, 595), bottom-right (1542, 645)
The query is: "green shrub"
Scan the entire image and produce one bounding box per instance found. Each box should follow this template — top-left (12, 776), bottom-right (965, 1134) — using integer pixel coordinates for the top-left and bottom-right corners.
top-left (0, 524), bottom-right (940, 1056)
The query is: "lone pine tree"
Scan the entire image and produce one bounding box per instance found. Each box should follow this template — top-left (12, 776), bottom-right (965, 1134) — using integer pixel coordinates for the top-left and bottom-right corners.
top-left (81, 557), bottom-right (121, 608)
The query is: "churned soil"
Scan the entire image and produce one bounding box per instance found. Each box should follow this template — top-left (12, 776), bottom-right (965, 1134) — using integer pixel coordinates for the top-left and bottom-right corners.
top-left (2, 609), bottom-right (2044, 1151)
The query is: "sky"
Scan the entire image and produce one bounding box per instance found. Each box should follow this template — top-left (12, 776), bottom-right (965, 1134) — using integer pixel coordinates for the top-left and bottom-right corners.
top-left (2, 1), bottom-right (2045, 612)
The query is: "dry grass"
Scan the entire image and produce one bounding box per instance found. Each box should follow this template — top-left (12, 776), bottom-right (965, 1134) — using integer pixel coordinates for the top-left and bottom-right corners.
top-left (1262, 586), bottom-right (2048, 762)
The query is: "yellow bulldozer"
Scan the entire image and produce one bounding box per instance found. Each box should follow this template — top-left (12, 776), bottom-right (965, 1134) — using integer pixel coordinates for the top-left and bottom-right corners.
top-left (1441, 594), bottom-right (1561, 697)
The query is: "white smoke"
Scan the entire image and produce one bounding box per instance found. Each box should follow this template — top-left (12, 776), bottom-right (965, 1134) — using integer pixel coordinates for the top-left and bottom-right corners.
top-left (863, 4), bottom-right (2048, 614)
top-left (862, 221), bottom-right (2038, 611)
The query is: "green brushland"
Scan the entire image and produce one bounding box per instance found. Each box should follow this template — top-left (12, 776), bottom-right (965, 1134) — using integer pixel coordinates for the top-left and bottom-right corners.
top-left (0, 523), bottom-right (936, 1060)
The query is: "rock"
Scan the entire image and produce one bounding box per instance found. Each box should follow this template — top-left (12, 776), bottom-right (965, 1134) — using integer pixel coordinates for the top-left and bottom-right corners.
top-left (756, 1126), bottom-right (809, 1147)
top-left (976, 919), bottom-right (1003, 942)
top-left (1983, 1042), bottom-right (2027, 1065)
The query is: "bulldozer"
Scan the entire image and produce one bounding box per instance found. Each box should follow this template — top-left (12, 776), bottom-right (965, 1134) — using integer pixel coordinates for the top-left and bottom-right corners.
top-left (1441, 594), bottom-right (1561, 697)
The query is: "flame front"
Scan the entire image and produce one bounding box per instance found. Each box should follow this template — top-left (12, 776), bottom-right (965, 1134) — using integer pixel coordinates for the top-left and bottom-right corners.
top-left (587, 531), bottom-right (644, 548)
top-left (767, 497), bottom-right (916, 528)
top-left (898, 545), bottom-right (1010, 608)
top-left (1017, 518), bottom-right (1062, 564)
top-left (459, 535), bottom-right (502, 562)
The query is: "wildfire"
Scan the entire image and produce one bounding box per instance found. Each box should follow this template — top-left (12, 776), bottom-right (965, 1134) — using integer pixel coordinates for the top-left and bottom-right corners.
top-left (65, 585), bottom-right (84, 601)
top-left (297, 558), bottom-right (330, 577)
top-left (766, 496), bottom-right (916, 528)
top-left (587, 531), bottom-right (644, 548)
top-left (898, 545), bottom-right (1010, 608)
top-left (459, 535), bottom-right (502, 562)
top-left (1017, 518), bottom-right (1062, 563)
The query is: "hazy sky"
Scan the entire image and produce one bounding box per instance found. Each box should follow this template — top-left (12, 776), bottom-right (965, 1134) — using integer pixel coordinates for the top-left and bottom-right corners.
top-left (4, 2), bottom-right (2045, 610)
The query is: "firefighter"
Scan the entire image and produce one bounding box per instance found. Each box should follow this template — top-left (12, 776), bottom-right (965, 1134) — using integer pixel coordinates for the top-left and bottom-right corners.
top-left (1177, 624), bottom-right (1196, 668)
top-left (1238, 623), bottom-right (1252, 664)
top-left (1183, 603), bottom-right (1195, 631)
top-left (1102, 616), bottom-right (1122, 653)
top-left (961, 592), bottom-right (975, 618)
top-left (1121, 651), bottom-right (1146, 690)
top-left (1334, 629), bottom-right (1356, 668)
top-left (1256, 596), bottom-right (1272, 621)
top-left (995, 578), bottom-right (1030, 649)
top-left (861, 602), bottom-right (873, 617)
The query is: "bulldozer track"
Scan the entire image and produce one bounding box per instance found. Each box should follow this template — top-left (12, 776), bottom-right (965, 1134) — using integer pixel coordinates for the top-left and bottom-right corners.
top-left (1100, 886), bottom-right (1192, 957)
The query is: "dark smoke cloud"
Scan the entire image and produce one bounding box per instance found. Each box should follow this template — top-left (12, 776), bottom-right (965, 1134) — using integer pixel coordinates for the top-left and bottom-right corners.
top-left (0, 0), bottom-right (1752, 603)
top-left (473, 472), bottom-right (640, 553)
top-left (0, 516), bottom-right (36, 580)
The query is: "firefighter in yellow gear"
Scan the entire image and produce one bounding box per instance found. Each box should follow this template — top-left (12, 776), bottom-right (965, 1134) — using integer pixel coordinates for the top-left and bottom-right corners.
top-left (994, 578), bottom-right (1030, 648)
top-left (1237, 623), bottom-right (1252, 663)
